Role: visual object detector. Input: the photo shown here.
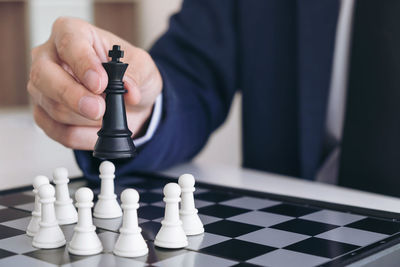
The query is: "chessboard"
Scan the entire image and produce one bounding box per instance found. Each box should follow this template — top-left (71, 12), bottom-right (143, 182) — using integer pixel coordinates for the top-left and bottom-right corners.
top-left (0, 173), bottom-right (400, 267)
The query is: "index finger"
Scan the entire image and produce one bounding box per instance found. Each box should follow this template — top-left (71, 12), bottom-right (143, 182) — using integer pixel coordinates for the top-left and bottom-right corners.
top-left (53, 19), bottom-right (108, 94)
top-left (30, 56), bottom-right (105, 120)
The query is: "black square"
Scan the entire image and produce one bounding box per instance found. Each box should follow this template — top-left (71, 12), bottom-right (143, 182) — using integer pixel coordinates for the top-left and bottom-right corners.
top-left (271, 219), bottom-right (338, 236)
top-left (284, 237), bottom-right (359, 258)
top-left (205, 220), bottom-right (262, 238)
top-left (129, 181), bottom-right (165, 190)
top-left (195, 192), bottom-right (239, 202)
top-left (24, 247), bottom-right (85, 265)
top-left (0, 248), bottom-right (15, 259)
top-left (139, 222), bottom-right (161, 240)
top-left (0, 193), bottom-right (34, 207)
top-left (140, 221), bottom-right (161, 241)
top-left (260, 203), bottom-right (320, 217)
top-left (114, 185), bottom-right (127, 195)
top-left (200, 239), bottom-right (276, 261)
top-left (139, 192), bottom-right (163, 203)
top-left (346, 218), bottom-right (400, 235)
top-left (138, 205), bottom-right (164, 220)
top-left (0, 208), bottom-right (30, 223)
top-left (0, 225), bottom-right (25, 239)
top-left (198, 204), bottom-right (250, 218)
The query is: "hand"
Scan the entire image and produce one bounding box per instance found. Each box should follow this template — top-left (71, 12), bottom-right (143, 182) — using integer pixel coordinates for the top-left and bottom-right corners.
top-left (28, 17), bottom-right (162, 150)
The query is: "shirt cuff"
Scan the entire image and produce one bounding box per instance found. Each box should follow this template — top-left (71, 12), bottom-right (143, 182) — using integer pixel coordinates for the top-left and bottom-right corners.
top-left (133, 93), bottom-right (163, 146)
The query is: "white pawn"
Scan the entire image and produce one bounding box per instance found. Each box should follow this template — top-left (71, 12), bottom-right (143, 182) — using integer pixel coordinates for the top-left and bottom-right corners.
top-left (27, 176), bottom-right (50, 236)
top-left (154, 183), bottom-right (188, 249)
top-left (32, 184), bottom-right (66, 249)
top-left (93, 161), bottom-right (122, 219)
top-left (68, 187), bottom-right (103, 255)
top-left (113, 189), bottom-right (148, 257)
top-left (53, 168), bottom-right (78, 225)
top-left (178, 174), bottom-right (204, 235)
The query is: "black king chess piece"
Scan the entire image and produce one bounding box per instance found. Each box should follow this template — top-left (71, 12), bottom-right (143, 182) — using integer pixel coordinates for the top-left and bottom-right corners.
top-left (93, 45), bottom-right (137, 159)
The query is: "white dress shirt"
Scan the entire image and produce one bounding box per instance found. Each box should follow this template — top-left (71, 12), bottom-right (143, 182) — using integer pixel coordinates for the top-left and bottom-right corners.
top-left (133, 93), bottom-right (162, 146)
top-left (316, 0), bottom-right (356, 183)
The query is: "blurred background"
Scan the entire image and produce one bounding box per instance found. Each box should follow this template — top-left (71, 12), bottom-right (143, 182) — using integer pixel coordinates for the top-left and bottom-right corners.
top-left (0, 0), bottom-right (241, 189)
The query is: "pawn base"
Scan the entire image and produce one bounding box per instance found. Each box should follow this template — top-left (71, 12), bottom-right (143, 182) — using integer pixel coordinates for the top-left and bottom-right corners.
top-left (68, 245), bottom-right (103, 256)
top-left (55, 203), bottom-right (78, 225)
top-left (113, 246), bottom-right (148, 258)
top-left (32, 224), bottom-right (66, 249)
top-left (68, 230), bottom-right (103, 256)
top-left (26, 215), bottom-right (40, 237)
top-left (113, 230), bottom-right (148, 258)
top-left (154, 239), bottom-right (188, 249)
top-left (93, 198), bottom-right (122, 219)
top-left (181, 213), bottom-right (204, 236)
top-left (32, 239), bottom-right (66, 249)
top-left (57, 216), bottom-right (78, 225)
top-left (183, 226), bottom-right (204, 236)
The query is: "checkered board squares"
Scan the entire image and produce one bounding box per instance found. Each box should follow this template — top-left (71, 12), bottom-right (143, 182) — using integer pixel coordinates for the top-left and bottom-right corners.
top-left (0, 176), bottom-right (400, 267)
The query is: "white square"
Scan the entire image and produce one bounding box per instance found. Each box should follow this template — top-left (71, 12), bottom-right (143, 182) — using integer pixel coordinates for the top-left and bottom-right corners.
top-left (237, 228), bottom-right (309, 248)
top-left (221, 197), bottom-right (280, 210)
top-left (228, 211), bottom-right (293, 227)
top-left (316, 227), bottom-right (388, 246)
top-left (300, 210), bottom-right (365, 226)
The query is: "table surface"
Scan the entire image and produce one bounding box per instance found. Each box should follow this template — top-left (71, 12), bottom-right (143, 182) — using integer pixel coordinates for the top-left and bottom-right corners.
top-left (0, 107), bottom-right (82, 191)
top-left (163, 163), bottom-right (400, 214)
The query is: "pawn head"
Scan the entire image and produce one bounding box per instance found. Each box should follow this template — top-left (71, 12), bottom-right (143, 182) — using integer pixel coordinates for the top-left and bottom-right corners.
top-left (53, 167), bottom-right (68, 181)
top-left (99, 161), bottom-right (115, 175)
top-left (38, 183), bottom-right (55, 199)
top-left (163, 183), bottom-right (181, 198)
top-left (75, 187), bottom-right (94, 203)
top-left (33, 175), bottom-right (50, 190)
top-left (121, 188), bottom-right (139, 204)
top-left (178, 174), bottom-right (195, 188)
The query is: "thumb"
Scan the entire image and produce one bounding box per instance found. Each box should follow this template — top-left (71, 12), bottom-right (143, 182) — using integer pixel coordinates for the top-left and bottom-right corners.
top-left (122, 47), bottom-right (163, 107)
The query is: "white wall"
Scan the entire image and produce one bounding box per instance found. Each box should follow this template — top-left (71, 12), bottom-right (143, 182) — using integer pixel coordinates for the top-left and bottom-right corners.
top-left (28, 0), bottom-right (242, 167)
top-left (29, 0), bottom-right (93, 48)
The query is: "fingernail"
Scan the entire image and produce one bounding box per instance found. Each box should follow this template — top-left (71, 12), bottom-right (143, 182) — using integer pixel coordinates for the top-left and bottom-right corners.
top-left (83, 70), bottom-right (101, 93)
top-left (79, 96), bottom-right (101, 120)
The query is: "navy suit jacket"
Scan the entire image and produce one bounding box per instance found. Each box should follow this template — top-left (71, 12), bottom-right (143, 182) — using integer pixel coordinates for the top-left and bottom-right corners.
top-left (75, 0), bottom-right (340, 182)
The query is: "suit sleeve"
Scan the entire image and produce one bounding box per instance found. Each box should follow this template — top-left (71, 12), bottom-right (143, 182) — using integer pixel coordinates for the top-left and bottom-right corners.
top-left (74, 0), bottom-right (238, 181)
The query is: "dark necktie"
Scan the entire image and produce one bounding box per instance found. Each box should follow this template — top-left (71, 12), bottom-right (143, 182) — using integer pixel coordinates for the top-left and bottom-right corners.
top-left (338, 0), bottom-right (400, 197)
